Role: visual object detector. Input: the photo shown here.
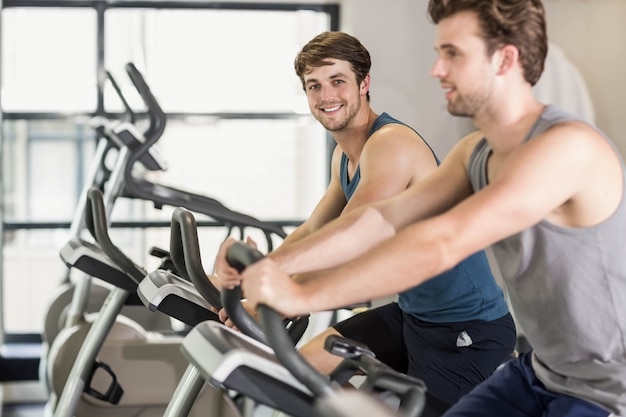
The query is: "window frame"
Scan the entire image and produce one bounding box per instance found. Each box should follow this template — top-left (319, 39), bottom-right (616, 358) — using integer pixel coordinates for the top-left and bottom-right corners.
top-left (0, 0), bottom-right (339, 341)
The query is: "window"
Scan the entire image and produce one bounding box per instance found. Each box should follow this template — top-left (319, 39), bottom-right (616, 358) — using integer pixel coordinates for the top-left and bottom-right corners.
top-left (2, 8), bottom-right (97, 112)
top-left (0, 2), bottom-right (338, 335)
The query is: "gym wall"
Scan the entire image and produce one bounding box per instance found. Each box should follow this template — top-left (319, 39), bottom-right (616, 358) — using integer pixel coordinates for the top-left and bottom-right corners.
top-left (338, 0), bottom-right (626, 159)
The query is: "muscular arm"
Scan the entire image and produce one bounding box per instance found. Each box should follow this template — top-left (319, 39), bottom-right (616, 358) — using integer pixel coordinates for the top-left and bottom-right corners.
top-left (244, 123), bottom-right (622, 316)
top-left (270, 131), bottom-right (479, 276)
top-left (275, 123), bottom-right (439, 275)
top-left (342, 124), bottom-right (437, 212)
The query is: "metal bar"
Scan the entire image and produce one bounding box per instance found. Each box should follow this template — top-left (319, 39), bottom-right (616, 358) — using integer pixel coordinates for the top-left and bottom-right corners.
top-left (2, 0), bottom-right (337, 12)
top-left (2, 219), bottom-right (303, 230)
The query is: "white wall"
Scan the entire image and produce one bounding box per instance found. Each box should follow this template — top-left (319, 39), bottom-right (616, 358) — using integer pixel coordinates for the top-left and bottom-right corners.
top-left (542, 0), bottom-right (626, 156)
top-left (340, 0), bottom-right (463, 159)
top-left (334, 0), bottom-right (626, 307)
top-left (338, 0), bottom-right (626, 159)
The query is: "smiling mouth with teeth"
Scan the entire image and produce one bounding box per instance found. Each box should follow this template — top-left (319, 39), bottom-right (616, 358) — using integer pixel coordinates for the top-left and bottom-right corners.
top-left (323, 105), bottom-right (341, 112)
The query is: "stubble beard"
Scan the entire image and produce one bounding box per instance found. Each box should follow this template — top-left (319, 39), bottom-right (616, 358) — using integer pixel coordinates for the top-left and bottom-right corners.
top-left (448, 79), bottom-right (493, 118)
top-left (447, 93), bottom-right (480, 118)
top-left (317, 100), bottom-right (361, 132)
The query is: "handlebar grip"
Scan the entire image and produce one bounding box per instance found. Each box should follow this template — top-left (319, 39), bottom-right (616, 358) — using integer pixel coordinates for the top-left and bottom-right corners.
top-left (225, 241), bottom-right (264, 272)
top-left (223, 242), bottom-right (267, 344)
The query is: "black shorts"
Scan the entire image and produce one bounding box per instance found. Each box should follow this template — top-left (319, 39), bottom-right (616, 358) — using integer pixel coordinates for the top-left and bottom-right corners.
top-left (333, 302), bottom-right (516, 408)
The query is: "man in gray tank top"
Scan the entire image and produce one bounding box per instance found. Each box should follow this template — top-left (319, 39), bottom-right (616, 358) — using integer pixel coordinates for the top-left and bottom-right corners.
top-left (216, 1), bottom-right (625, 416)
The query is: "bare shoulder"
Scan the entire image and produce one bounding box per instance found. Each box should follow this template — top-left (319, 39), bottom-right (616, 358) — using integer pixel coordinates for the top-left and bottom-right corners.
top-left (461, 129), bottom-right (486, 146)
top-left (366, 122), bottom-right (430, 150)
top-left (545, 119), bottom-right (608, 143)
top-left (496, 120), bottom-right (622, 228)
top-left (441, 130), bottom-right (485, 169)
top-left (362, 122), bottom-right (439, 180)
top-left (543, 119), bottom-right (600, 139)
top-left (359, 123), bottom-right (437, 196)
top-left (526, 119), bottom-right (616, 164)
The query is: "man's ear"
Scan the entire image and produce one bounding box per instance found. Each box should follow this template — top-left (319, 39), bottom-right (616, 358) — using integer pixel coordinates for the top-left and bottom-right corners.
top-left (496, 44), bottom-right (520, 76)
top-left (360, 73), bottom-right (371, 96)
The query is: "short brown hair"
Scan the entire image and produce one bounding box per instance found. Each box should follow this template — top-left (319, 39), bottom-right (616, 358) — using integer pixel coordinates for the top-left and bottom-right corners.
top-left (428, 0), bottom-right (547, 86)
top-left (294, 31), bottom-right (371, 99)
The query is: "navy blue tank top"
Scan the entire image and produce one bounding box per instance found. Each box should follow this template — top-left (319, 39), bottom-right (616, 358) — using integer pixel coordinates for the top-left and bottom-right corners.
top-left (340, 113), bottom-right (509, 322)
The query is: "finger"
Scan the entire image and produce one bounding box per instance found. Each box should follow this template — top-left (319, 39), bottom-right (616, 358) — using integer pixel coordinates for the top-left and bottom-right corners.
top-left (217, 271), bottom-right (242, 289)
top-left (245, 236), bottom-right (258, 250)
top-left (221, 279), bottom-right (242, 290)
top-left (225, 318), bottom-right (239, 331)
top-left (218, 308), bottom-right (229, 323)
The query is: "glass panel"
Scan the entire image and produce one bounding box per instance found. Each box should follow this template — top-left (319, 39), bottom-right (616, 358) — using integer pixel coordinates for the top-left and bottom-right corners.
top-left (151, 116), bottom-right (327, 219)
top-left (1, 5), bottom-right (332, 336)
top-left (1, 8), bottom-right (97, 112)
top-left (2, 120), bottom-right (96, 222)
top-left (1, 116), bottom-right (327, 333)
top-left (105, 9), bottom-right (328, 113)
top-left (3, 229), bottom-right (69, 333)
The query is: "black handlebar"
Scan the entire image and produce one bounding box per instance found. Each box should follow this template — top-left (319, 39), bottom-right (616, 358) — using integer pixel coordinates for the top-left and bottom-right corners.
top-left (225, 241), bottom-right (265, 273)
top-left (225, 241), bottom-right (427, 416)
top-left (85, 187), bottom-right (147, 286)
top-left (225, 242), bottom-right (335, 397)
top-left (170, 207), bottom-right (223, 309)
top-left (106, 70), bottom-right (135, 124)
top-left (122, 62), bottom-right (288, 250)
top-left (222, 242), bottom-right (268, 344)
top-left (125, 62), bottom-right (166, 143)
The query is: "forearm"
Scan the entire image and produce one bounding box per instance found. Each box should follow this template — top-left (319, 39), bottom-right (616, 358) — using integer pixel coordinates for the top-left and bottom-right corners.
top-left (291, 270), bottom-right (327, 284)
top-left (270, 207), bottom-right (395, 275)
top-left (297, 219), bottom-right (453, 314)
top-left (275, 222), bottom-right (309, 251)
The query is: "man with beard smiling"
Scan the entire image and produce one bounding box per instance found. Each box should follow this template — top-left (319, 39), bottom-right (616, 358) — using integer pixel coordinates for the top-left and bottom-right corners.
top-left (217, 31), bottom-right (516, 416)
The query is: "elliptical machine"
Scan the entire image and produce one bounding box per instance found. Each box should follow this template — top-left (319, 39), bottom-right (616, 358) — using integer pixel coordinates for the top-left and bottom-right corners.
top-left (41, 69), bottom-right (174, 351)
top-left (40, 69), bottom-right (176, 395)
top-left (47, 187), bottom-right (243, 417)
top-left (45, 62), bottom-right (287, 417)
top-left (137, 206), bottom-right (309, 417)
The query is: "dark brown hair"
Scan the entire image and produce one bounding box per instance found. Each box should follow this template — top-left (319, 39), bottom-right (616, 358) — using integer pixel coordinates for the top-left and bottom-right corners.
top-left (428, 0), bottom-right (547, 86)
top-left (294, 31), bottom-right (371, 99)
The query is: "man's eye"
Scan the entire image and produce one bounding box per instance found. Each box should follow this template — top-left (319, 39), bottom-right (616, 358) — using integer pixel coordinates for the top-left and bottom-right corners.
top-left (308, 84), bottom-right (319, 91)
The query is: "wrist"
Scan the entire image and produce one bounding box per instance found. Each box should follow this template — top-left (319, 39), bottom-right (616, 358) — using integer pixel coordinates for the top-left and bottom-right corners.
top-left (267, 250), bottom-right (288, 272)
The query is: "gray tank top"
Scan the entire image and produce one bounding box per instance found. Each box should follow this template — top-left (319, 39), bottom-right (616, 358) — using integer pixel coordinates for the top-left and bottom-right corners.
top-left (467, 105), bottom-right (626, 415)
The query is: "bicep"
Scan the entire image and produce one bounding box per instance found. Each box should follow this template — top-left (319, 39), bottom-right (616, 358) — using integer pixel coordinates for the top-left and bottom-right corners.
top-left (441, 128), bottom-right (596, 259)
top-left (343, 131), bottom-right (438, 214)
top-left (375, 137), bottom-right (477, 231)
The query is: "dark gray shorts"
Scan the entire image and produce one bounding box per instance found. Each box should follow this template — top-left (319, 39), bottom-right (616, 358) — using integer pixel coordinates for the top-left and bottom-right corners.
top-left (333, 302), bottom-right (516, 409)
top-left (444, 351), bottom-right (613, 417)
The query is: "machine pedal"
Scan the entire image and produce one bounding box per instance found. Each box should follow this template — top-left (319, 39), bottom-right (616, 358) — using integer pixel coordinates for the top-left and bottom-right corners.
top-left (84, 360), bottom-right (124, 404)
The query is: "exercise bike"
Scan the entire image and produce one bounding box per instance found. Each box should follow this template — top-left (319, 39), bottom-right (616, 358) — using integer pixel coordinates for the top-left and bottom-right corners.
top-left (46, 62), bottom-right (287, 417)
top-left (142, 207), bottom-right (426, 417)
top-left (48, 187), bottom-right (248, 417)
top-left (225, 242), bottom-right (427, 417)
top-left (40, 69), bottom-right (176, 393)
